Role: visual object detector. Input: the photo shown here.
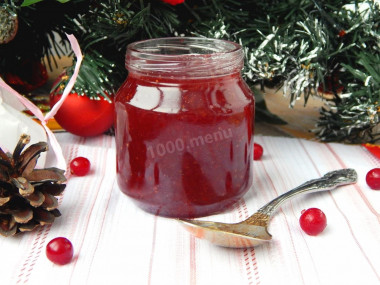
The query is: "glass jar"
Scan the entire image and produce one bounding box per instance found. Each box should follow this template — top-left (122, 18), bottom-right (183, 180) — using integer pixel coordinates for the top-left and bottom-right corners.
top-left (115, 37), bottom-right (255, 218)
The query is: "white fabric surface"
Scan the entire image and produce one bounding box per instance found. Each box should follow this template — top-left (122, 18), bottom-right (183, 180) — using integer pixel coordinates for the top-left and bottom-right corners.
top-left (2, 133), bottom-right (380, 285)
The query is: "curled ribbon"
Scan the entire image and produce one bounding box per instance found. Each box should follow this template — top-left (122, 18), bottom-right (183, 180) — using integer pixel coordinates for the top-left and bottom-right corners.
top-left (0, 34), bottom-right (83, 171)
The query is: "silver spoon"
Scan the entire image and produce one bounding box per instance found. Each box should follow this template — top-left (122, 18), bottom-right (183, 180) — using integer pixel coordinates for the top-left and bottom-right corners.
top-left (179, 169), bottom-right (357, 248)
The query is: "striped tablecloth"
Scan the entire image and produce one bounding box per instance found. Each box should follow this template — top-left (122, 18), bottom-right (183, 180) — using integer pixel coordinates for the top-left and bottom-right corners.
top-left (2, 133), bottom-right (380, 285)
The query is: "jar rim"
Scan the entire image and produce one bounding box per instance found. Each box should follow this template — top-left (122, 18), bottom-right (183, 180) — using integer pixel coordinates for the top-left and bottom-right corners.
top-left (127, 37), bottom-right (241, 57)
top-left (125, 37), bottom-right (244, 78)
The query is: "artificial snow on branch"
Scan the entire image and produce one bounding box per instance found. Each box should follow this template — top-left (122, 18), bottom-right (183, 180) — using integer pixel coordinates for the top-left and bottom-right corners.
top-left (0, 0), bottom-right (379, 143)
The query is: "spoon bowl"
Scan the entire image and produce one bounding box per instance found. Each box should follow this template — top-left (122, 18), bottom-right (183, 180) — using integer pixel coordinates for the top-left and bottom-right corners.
top-left (180, 219), bottom-right (272, 248)
top-left (179, 169), bottom-right (357, 248)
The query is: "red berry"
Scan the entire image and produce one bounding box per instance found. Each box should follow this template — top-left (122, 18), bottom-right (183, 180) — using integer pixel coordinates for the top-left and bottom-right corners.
top-left (299, 208), bottom-right (327, 236)
top-left (46, 237), bottom-right (74, 265)
top-left (253, 143), bottom-right (263, 160)
top-left (70, 157), bottom-right (91, 176)
top-left (366, 168), bottom-right (380, 190)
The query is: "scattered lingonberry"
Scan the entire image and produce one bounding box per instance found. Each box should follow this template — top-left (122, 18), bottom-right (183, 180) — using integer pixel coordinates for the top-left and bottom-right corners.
top-left (253, 143), bottom-right (264, 160)
top-left (46, 237), bottom-right (74, 265)
top-left (299, 208), bottom-right (327, 236)
top-left (366, 168), bottom-right (380, 190)
top-left (70, 156), bottom-right (91, 176)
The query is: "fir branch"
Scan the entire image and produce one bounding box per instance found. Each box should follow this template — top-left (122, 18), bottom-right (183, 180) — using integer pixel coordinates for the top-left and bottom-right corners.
top-left (52, 50), bottom-right (120, 100)
top-left (2, 0), bottom-right (380, 143)
top-left (314, 1), bottom-right (380, 143)
top-left (316, 52), bottom-right (380, 143)
top-left (55, 0), bottom-right (181, 98)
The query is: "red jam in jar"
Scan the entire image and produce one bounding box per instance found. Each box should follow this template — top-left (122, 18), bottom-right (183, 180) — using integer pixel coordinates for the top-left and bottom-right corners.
top-left (115, 37), bottom-right (255, 218)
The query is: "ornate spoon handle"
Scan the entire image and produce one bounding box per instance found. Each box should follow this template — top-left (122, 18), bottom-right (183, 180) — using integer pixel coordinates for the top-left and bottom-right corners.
top-left (245, 169), bottom-right (357, 225)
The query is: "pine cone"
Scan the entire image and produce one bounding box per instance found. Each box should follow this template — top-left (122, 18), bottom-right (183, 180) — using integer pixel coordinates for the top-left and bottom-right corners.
top-left (0, 134), bottom-right (66, 237)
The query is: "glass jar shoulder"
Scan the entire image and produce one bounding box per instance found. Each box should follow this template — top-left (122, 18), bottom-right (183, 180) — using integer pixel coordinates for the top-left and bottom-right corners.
top-left (116, 73), bottom-right (254, 115)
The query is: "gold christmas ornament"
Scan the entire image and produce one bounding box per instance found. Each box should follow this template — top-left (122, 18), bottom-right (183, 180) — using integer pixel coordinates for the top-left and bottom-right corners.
top-left (0, 5), bottom-right (18, 44)
top-left (0, 134), bottom-right (66, 237)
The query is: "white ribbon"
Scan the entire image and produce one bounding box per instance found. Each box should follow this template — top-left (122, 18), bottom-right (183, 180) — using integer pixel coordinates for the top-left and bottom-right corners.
top-left (0, 34), bottom-right (83, 171)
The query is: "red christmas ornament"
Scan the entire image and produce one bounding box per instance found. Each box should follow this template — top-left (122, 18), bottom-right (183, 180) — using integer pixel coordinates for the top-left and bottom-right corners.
top-left (299, 208), bottom-right (327, 236)
top-left (4, 59), bottom-right (48, 93)
top-left (363, 143), bottom-right (380, 160)
top-left (161, 0), bottom-right (185, 5)
top-left (46, 237), bottom-right (74, 265)
top-left (366, 168), bottom-right (380, 190)
top-left (50, 92), bottom-right (114, 137)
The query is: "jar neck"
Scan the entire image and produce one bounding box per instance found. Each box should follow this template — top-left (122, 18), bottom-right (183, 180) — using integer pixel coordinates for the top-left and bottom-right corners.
top-left (125, 37), bottom-right (244, 79)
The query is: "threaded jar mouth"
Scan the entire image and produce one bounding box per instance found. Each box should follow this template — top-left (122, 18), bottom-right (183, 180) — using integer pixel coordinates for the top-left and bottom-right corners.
top-left (125, 37), bottom-right (244, 78)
